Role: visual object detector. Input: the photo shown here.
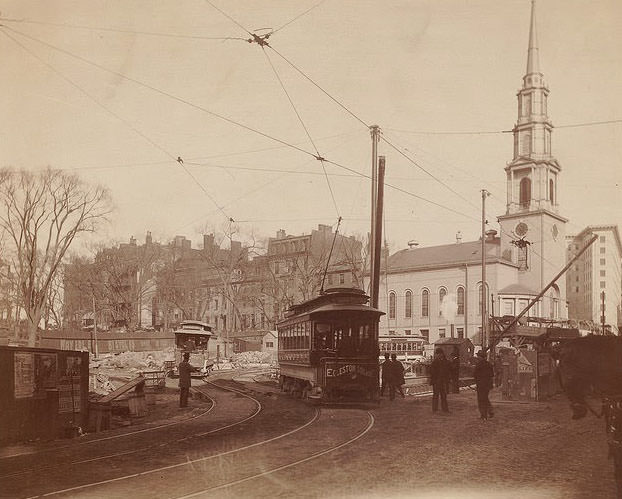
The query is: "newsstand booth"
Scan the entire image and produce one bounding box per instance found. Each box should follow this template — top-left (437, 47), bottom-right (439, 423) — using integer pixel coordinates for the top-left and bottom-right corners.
top-left (497, 326), bottom-right (579, 402)
top-left (0, 345), bottom-right (89, 444)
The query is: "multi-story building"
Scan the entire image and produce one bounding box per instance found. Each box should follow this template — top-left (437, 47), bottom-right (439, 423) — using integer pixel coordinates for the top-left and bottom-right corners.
top-left (63, 232), bottom-right (167, 330)
top-left (380, 0), bottom-right (568, 345)
top-left (566, 225), bottom-right (622, 334)
top-left (62, 224), bottom-right (364, 337)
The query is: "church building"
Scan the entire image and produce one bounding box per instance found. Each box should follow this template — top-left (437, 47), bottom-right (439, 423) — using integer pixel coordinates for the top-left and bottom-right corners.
top-left (379, 0), bottom-right (568, 345)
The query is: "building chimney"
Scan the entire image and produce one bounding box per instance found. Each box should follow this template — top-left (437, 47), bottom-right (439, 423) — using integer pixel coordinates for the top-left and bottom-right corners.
top-left (485, 229), bottom-right (498, 241)
top-left (456, 231), bottom-right (462, 244)
top-left (203, 233), bottom-right (215, 251)
top-left (276, 229), bottom-right (286, 239)
top-left (129, 236), bottom-right (136, 246)
top-left (407, 240), bottom-right (419, 249)
top-left (146, 231), bottom-right (152, 245)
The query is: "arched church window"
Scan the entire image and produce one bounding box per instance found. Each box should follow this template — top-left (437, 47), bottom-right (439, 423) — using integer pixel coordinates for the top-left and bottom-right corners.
top-left (457, 287), bottom-right (465, 315)
top-left (519, 177), bottom-right (531, 208)
top-left (405, 290), bottom-right (412, 318)
top-left (549, 179), bottom-right (554, 205)
top-left (439, 287), bottom-right (447, 316)
top-left (421, 289), bottom-right (429, 317)
top-left (389, 291), bottom-right (396, 319)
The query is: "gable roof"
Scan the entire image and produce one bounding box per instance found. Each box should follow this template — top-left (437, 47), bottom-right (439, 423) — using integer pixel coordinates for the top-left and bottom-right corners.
top-left (387, 239), bottom-right (512, 272)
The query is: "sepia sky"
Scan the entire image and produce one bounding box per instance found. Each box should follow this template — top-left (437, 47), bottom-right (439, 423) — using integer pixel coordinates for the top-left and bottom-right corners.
top-left (1, 0), bottom-right (620, 253)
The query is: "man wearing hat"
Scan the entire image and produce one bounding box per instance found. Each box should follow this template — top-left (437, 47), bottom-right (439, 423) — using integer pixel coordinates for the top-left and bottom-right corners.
top-left (178, 352), bottom-right (199, 408)
top-left (430, 348), bottom-right (451, 413)
top-left (474, 350), bottom-right (495, 420)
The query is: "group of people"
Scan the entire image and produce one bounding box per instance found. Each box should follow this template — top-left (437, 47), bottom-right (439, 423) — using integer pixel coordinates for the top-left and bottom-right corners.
top-left (380, 353), bottom-right (406, 400)
top-left (429, 347), bottom-right (495, 420)
top-left (180, 347), bottom-right (496, 420)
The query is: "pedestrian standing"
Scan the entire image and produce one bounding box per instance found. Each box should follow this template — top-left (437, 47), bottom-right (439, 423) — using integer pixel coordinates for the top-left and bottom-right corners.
top-left (430, 348), bottom-right (450, 413)
top-left (380, 352), bottom-right (390, 397)
top-left (449, 346), bottom-right (460, 394)
top-left (390, 353), bottom-right (406, 399)
top-left (474, 350), bottom-right (495, 420)
top-left (178, 352), bottom-right (199, 408)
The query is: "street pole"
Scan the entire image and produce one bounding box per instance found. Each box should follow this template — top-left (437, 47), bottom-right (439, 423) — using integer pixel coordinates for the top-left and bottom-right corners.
top-left (369, 125), bottom-right (380, 306)
top-left (481, 189), bottom-right (488, 352)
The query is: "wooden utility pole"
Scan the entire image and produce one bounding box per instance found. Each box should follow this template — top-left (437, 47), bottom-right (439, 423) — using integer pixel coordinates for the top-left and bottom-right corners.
top-left (371, 156), bottom-right (385, 309)
top-left (369, 125), bottom-right (381, 308)
top-left (481, 189), bottom-right (489, 351)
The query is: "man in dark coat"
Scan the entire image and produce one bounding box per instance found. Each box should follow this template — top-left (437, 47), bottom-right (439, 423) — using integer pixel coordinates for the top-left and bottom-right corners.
top-left (430, 348), bottom-right (450, 413)
top-left (380, 353), bottom-right (390, 397)
top-left (390, 353), bottom-right (405, 400)
top-left (474, 350), bottom-right (495, 420)
top-left (178, 352), bottom-right (199, 408)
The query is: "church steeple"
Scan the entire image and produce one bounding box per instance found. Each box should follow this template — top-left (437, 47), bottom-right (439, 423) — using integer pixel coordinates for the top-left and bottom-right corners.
top-left (505, 0), bottom-right (560, 216)
top-left (526, 0), bottom-right (540, 76)
top-left (497, 0), bottom-right (568, 317)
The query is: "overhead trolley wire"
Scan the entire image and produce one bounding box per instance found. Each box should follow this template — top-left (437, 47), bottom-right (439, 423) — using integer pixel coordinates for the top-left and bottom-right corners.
top-left (268, 45), bottom-right (370, 129)
top-left (385, 118), bottom-right (622, 135)
top-left (267, 0), bottom-right (327, 37)
top-left (323, 158), bottom-right (478, 223)
top-left (261, 46), bottom-right (340, 216)
top-left (380, 134), bottom-right (481, 214)
top-left (0, 27), bottom-right (232, 222)
top-left (1, 22), bottom-right (491, 233)
top-left (0, 16), bottom-right (247, 41)
top-left (1, 24), bottom-right (320, 161)
top-left (204, 0), bottom-right (253, 37)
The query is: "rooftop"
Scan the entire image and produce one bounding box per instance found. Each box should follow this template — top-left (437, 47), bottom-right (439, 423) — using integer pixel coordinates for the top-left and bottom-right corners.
top-left (386, 239), bottom-right (511, 272)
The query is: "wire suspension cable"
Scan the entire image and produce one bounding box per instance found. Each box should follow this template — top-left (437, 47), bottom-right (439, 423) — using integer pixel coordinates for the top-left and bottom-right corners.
top-left (203, 0), bottom-right (252, 36)
top-left (1, 25), bottom-right (319, 161)
top-left (269, 0), bottom-right (327, 36)
top-left (268, 45), bottom-right (369, 129)
top-left (0, 28), bottom-right (232, 221)
top-left (385, 118), bottom-right (622, 135)
top-left (381, 135), bottom-right (481, 213)
top-left (323, 159), bottom-right (478, 222)
top-left (261, 47), bottom-right (340, 216)
top-left (0, 16), bottom-right (247, 41)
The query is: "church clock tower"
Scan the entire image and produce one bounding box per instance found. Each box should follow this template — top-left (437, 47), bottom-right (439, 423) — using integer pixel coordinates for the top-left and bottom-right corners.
top-left (498, 0), bottom-right (568, 318)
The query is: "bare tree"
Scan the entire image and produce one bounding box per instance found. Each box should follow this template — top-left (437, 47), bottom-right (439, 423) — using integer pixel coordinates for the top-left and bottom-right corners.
top-left (0, 168), bottom-right (112, 345)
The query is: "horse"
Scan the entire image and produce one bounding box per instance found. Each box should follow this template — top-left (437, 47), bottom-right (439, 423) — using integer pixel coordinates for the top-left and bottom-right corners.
top-left (553, 334), bottom-right (622, 496)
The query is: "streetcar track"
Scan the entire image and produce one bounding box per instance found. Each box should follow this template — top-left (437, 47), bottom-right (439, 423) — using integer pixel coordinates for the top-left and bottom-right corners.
top-left (2, 380), bottom-right (260, 482)
top-left (35, 408), bottom-right (322, 498)
top-left (0, 386), bottom-right (215, 461)
top-left (175, 411), bottom-right (375, 498)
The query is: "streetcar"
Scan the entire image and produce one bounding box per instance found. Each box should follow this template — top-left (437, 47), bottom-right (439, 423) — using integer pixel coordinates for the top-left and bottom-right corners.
top-left (378, 335), bottom-right (427, 361)
top-left (276, 287), bottom-right (384, 402)
top-left (169, 320), bottom-right (215, 377)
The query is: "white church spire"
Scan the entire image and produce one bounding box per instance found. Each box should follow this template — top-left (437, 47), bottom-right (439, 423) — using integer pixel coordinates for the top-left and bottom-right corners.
top-left (526, 0), bottom-right (540, 76)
